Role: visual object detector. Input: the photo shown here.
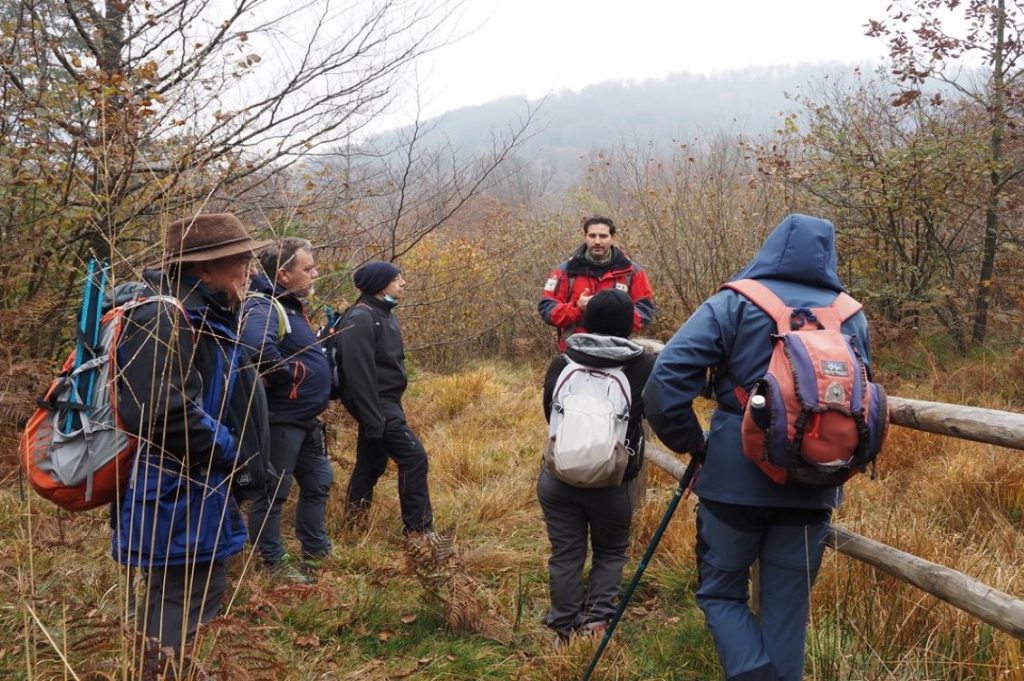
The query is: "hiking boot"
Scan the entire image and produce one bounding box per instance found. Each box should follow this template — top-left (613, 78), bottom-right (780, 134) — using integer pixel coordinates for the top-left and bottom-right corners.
top-left (579, 620), bottom-right (610, 638)
top-left (404, 529), bottom-right (455, 564)
top-left (300, 548), bottom-right (338, 572)
top-left (552, 630), bottom-right (574, 649)
top-left (262, 555), bottom-right (315, 585)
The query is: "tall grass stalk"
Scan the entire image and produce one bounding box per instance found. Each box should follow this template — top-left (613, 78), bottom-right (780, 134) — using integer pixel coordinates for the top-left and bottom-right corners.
top-left (2, 361), bottom-right (1022, 678)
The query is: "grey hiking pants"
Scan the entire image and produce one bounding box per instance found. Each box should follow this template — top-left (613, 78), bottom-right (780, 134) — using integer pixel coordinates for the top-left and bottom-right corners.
top-left (536, 467), bottom-right (636, 636)
top-left (249, 421), bottom-right (334, 562)
top-left (139, 559), bottom-right (230, 653)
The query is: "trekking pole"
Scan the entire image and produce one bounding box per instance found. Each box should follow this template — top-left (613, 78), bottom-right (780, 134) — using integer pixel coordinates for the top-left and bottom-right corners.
top-left (580, 451), bottom-right (702, 681)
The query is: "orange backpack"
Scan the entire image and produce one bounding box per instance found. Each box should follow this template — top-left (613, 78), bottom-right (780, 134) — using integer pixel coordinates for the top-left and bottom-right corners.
top-left (20, 296), bottom-right (185, 510)
top-left (721, 279), bottom-right (889, 487)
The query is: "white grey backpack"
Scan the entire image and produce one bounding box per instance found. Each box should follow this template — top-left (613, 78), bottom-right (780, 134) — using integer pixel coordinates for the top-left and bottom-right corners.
top-left (544, 359), bottom-right (632, 487)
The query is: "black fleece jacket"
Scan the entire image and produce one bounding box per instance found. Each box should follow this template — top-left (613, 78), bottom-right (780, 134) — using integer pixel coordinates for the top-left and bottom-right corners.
top-left (337, 294), bottom-right (408, 438)
top-left (116, 271), bottom-right (267, 474)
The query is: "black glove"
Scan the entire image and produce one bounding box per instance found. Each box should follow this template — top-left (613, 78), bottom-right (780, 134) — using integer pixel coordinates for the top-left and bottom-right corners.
top-left (232, 450), bottom-right (278, 502)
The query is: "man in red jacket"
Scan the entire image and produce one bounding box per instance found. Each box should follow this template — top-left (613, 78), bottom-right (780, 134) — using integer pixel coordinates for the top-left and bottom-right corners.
top-left (538, 216), bottom-right (655, 350)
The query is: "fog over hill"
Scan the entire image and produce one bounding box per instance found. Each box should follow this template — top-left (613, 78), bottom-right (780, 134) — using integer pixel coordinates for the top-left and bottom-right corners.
top-left (365, 62), bottom-right (873, 187)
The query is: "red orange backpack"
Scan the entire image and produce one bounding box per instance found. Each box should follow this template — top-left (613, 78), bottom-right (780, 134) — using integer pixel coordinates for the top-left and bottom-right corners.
top-left (20, 295), bottom-right (186, 511)
top-left (721, 279), bottom-right (889, 487)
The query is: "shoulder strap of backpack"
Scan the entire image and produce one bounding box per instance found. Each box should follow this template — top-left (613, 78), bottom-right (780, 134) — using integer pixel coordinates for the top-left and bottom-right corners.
top-left (554, 359), bottom-right (630, 406)
top-left (720, 279), bottom-right (790, 334)
top-left (803, 292), bottom-right (863, 332)
top-left (603, 365), bottom-right (631, 408)
top-left (829, 292), bottom-right (862, 323)
top-left (120, 295), bottom-right (188, 319)
top-left (247, 291), bottom-right (292, 337)
top-left (111, 295), bottom-right (193, 355)
top-left (330, 301), bottom-right (379, 340)
top-left (553, 360), bottom-right (582, 398)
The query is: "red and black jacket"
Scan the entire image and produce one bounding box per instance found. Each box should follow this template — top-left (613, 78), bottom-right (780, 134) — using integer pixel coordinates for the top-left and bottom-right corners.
top-left (538, 244), bottom-right (655, 350)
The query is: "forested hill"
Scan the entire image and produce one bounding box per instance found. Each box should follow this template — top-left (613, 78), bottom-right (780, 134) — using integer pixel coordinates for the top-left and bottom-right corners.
top-left (367, 62), bottom-right (870, 184)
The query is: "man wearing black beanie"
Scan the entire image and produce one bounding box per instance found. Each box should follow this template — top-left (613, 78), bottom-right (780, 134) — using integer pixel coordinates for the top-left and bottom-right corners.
top-left (538, 288), bottom-right (655, 645)
top-left (332, 260), bottom-right (438, 542)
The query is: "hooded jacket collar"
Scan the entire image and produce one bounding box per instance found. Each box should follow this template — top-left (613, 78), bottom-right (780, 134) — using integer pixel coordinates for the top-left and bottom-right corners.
top-left (249, 272), bottom-right (274, 296)
top-left (248, 272), bottom-right (304, 311)
top-left (731, 214), bottom-right (844, 292)
top-left (565, 243), bottom-right (632, 276)
top-left (143, 269), bottom-right (237, 323)
top-left (358, 293), bottom-right (397, 314)
top-left (565, 333), bottom-right (644, 367)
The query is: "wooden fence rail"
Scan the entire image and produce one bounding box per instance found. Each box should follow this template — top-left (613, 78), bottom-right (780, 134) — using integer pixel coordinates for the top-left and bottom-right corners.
top-left (645, 438), bottom-right (1024, 640)
top-left (637, 340), bottom-right (1024, 640)
top-left (889, 396), bottom-right (1024, 450)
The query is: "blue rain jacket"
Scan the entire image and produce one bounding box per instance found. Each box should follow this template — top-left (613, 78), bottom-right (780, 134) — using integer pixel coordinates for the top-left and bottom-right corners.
top-left (241, 274), bottom-right (331, 423)
top-left (113, 273), bottom-right (256, 567)
top-left (643, 214), bottom-right (873, 508)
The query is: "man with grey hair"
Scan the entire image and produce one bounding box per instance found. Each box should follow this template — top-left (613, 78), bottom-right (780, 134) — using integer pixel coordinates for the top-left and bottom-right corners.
top-left (242, 237), bottom-right (333, 583)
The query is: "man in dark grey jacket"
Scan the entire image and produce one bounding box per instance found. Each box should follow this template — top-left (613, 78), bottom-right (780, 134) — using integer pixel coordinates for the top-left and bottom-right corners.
top-left (335, 261), bottom-right (435, 536)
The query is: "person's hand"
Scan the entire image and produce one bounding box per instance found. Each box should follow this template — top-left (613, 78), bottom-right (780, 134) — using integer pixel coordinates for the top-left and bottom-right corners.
top-left (577, 288), bottom-right (593, 310)
top-left (232, 454), bottom-right (278, 502)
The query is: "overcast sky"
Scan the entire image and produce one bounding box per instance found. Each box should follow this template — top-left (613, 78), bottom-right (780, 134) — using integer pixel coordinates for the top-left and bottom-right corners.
top-left (388, 0), bottom-right (895, 126)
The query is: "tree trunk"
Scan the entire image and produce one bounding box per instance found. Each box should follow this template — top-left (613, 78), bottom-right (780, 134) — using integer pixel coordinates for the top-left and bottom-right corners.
top-left (972, 0), bottom-right (1006, 346)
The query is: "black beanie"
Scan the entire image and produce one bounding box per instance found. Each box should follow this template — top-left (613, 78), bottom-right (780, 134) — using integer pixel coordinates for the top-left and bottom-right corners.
top-left (583, 289), bottom-right (634, 338)
top-left (353, 260), bottom-right (401, 294)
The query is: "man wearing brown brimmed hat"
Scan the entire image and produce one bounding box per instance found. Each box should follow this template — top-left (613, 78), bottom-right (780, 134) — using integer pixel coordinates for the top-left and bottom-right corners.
top-left (151, 212), bottom-right (272, 304)
top-left (114, 212), bottom-right (272, 656)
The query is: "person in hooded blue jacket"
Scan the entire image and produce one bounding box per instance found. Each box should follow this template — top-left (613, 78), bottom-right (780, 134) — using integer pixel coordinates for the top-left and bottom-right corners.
top-left (241, 237), bottom-right (333, 582)
top-left (642, 215), bottom-right (873, 681)
top-left (115, 213), bottom-right (271, 654)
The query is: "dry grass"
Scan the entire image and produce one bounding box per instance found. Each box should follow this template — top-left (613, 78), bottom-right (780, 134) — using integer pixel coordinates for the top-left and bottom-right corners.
top-left (817, 409), bottom-right (1024, 681)
top-left (1, 359), bottom-right (1023, 679)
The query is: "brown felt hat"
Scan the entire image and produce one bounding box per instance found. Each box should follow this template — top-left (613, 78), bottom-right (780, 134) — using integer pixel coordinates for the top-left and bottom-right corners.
top-left (154, 213), bottom-right (271, 268)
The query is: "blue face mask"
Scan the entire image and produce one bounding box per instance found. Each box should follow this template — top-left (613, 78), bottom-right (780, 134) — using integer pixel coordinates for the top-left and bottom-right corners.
top-left (384, 294), bottom-right (399, 305)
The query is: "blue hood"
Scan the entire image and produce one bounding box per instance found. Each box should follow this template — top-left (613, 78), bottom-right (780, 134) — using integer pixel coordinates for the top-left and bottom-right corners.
top-left (732, 214), bottom-right (844, 292)
top-left (249, 272), bottom-right (275, 295)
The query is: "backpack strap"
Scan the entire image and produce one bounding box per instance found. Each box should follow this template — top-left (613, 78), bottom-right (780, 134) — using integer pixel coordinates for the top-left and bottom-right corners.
top-left (829, 292), bottom-right (862, 323)
top-left (326, 301), bottom-right (379, 348)
top-left (803, 292), bottom-right (863, 332)
top-left (247, 291), bottom-right (292, 337)
top-left (554, 360), bottom-right (631, 407)
top-left (719, 279), bottom-right (791, 334)
top-left (339, 301), bottom-right (375, 331)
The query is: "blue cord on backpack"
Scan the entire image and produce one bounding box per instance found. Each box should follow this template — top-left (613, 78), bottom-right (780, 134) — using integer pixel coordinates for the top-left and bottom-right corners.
top-left (64, 258), bottom-right (109, 432)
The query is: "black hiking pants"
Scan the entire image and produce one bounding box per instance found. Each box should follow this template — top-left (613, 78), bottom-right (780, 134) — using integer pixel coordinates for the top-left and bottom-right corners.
top-left (346, 399), bottom-right (433, 533)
